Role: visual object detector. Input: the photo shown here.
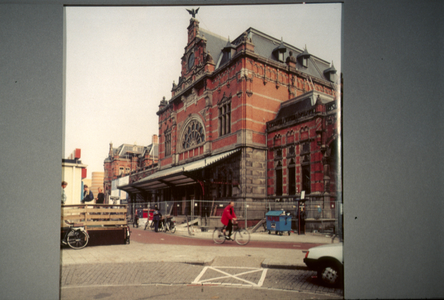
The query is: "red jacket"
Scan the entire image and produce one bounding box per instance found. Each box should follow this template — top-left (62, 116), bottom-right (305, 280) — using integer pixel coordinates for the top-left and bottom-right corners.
top-left (221, 205), bottom-right (236, 226)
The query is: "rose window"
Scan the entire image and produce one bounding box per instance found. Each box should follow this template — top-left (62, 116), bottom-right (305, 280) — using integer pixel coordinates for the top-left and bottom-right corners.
top-left (182, 120), bottom-right (205, 150)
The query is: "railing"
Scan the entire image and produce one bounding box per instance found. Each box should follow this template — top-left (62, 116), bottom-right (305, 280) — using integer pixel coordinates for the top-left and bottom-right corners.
top-left (126, 198), bottom-right (338, 234)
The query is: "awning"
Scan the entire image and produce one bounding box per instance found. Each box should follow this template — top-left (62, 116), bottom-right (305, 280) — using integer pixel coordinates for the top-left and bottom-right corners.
top-left (118, 149), bottom-right (240, 193)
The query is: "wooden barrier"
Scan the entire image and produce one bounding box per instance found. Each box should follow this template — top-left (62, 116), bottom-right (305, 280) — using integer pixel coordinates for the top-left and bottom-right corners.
top-left (61, 204), bottom-right (128, 230)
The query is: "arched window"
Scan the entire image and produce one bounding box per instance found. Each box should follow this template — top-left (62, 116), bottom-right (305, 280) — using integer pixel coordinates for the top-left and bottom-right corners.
top-left (182, 119), bottom-right (205, 150)
top-left (165, 129), bottom-right (172, 157)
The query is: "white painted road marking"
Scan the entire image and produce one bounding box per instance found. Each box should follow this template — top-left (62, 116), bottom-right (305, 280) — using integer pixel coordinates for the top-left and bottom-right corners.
top-left (192, 266), bottom-right (268, 287)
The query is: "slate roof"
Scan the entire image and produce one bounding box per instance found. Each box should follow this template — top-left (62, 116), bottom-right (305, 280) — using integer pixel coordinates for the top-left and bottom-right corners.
top-left (104, 143), bottom-right (149, 163)
top-left (198, 27), bottom-right (229, 69)
top-left (275, 96), bottom-right (314, 120)
top-left (200, 26), bottom-right (334, 82)
top-left (274, 90), bottom-right (335, 120)
top-left (236, 28), bottom-right (332, 81)
top-left (141, 143), bottom-right (159, 158)
top-left (117, 144), bottom-right (145, 157)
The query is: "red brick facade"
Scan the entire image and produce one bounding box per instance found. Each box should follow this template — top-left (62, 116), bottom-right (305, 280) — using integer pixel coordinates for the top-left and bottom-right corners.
top-left (119, 17), bottom-right (339, 213)
top-left (151, 18), bottom-right (339, 203)
top-left (266, 91), bottom-right (339, 203)
top-left (103, 137), bottom-right (158, 201)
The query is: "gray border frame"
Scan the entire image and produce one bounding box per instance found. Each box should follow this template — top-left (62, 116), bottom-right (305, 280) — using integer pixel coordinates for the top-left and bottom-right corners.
top-left (1, 1), bottom-right (443, 299)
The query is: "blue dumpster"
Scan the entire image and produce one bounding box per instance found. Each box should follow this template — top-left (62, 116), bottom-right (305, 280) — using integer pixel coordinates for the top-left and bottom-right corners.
top-left (265, 211), bottom-right (292, 235)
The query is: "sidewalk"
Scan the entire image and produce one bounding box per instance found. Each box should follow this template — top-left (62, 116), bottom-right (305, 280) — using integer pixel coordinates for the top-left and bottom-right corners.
top-left (173, 224), bottom-right (338, 244)
top-left (61, 226), bottom-right (339, 270)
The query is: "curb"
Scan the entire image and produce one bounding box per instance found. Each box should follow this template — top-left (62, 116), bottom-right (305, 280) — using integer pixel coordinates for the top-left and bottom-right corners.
top-left (183, 258), bottom-right (215, 266)
top-left (261, 259), bottom-right (308, 270)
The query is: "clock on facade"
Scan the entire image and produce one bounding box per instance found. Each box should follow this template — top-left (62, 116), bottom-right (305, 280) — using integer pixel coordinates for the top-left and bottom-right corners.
top-left (188, 52), bottom-right (195, 71)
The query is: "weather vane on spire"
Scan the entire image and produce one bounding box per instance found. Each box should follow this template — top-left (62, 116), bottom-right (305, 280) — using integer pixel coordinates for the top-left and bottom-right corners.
top-left (186, 7), bottom-right (200, 18)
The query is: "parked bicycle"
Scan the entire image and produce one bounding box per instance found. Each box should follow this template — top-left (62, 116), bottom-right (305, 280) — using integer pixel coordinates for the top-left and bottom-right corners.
top-left (144, 217), bottom-right (176, 233)
top-left (161, 216), bottom-right (176, 233)
top-left (144, 219), bottom-right (153, 231)
top-left (61, 222), bottom-right (89, 250)
top-left (212, 222), bottom-right (250, 245)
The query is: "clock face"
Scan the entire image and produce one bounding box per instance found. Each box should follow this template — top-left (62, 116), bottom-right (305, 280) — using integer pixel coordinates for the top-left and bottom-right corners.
top-left (188, 53), bottom-right (195, 70)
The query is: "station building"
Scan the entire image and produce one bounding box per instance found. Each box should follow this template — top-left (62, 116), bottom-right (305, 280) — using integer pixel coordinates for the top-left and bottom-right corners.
top-left (118, 15), bottom-right (340, 229)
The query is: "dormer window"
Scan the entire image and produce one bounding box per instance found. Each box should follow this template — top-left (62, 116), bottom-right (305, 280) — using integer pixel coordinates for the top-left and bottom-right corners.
top-left (220, 39), bottom-right (235, 66)
top-left (297, 46), bottom-right (311, 68)
top-left (324, 62), bottom-right (337, 82)
top-left (222, 49), bottom-right (231, 62)
top-left (273, 39), bottom-right (287, 63)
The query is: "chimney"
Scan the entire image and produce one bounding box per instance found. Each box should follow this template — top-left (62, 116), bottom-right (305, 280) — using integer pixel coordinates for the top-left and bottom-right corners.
top-left (152, 134), bottom-right (158, 145)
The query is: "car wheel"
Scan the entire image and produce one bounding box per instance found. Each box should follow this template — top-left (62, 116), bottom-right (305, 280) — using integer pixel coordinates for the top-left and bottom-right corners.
top-left (317, 262), bottom-right (341, 287)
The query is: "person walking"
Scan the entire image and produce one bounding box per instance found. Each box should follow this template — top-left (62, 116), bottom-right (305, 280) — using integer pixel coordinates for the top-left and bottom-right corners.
top-left (152, 205), bottom-right (162, 232)
top-left (61, 181), bottom-right (68, 205)
top-left (221, 201), bottom-right (237, 240)
top-left (299, 207), bottom-right (306, 235)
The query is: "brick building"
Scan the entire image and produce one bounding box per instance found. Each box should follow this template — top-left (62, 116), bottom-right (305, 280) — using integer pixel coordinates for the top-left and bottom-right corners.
top-left (119, 15), bottom-right (340, 226)
top-left (103, 135), bottom-right (158, 202)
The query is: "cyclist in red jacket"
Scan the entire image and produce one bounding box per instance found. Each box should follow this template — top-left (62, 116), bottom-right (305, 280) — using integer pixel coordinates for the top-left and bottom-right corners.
top-left (221, 201), bottom-right (237, 240)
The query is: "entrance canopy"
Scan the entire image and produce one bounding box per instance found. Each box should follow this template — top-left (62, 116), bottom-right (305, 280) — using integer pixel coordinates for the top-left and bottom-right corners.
top-left (118, 149), bottom-right (240, 193)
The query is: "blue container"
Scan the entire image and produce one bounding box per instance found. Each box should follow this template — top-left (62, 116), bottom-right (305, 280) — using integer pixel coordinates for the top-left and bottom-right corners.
top-left (265, 211), bottom-right (292, 235)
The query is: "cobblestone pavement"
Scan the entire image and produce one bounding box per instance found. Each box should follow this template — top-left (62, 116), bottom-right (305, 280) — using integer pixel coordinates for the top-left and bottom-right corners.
top-left (61, 262), bottom-right (343, 298)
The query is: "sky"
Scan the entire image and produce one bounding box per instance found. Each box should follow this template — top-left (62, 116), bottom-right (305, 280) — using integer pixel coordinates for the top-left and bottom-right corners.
top-left (64, 4), bottom-right (342, 178)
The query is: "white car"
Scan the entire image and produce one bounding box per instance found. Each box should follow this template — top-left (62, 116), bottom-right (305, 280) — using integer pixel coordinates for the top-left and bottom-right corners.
top-left (303, 242), bottom-right (343, 287)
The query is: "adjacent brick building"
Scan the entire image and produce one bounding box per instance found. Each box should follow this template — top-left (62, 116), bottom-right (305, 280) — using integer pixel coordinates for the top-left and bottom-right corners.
top-left (103, 135), bottom-right (158, 202)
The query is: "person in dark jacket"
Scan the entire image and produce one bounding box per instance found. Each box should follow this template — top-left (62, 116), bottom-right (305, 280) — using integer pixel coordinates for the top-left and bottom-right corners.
top-left (299, 207), bottom-right (306, 235)
top-left (81, 185), bottom-right (94, 204)
top-left (95, 188), bottom-right (105, 204)
top-left (153, 206), bottom-right (162, 232)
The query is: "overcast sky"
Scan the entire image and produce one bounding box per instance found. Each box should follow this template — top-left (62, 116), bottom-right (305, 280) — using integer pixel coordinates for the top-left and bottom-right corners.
top-left (64, 4), bottom-right (342, 178)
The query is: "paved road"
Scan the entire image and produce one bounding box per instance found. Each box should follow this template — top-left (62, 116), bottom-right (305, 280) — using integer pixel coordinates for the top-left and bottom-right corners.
top-left (60, 227), bottom-right (343, 299)
top-left (61, 261), bottom-right (343, 299)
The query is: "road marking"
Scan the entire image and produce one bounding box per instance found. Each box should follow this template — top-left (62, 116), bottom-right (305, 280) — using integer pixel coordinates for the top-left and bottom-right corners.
top-left (192, 266), bottom-right (268, 287)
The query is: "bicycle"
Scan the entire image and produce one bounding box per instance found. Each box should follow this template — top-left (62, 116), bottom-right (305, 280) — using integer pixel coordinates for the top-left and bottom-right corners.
top-left (61, 222), bottom-right (89, 250)
top-left (212, 222), bottom-right (250, 245)
top-left (147, 217), bottom-right (176, 233)
top-left (161, 217), bottom-right (176, 233)
top-left (144, 219), bottom-right (153, 230)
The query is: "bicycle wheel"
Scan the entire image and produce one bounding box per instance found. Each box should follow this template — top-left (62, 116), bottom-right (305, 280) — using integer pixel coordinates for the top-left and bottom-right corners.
top-left (212, 228), bottom-right (226, 244)
top-left (67, 229), bottom-right (88, 249)
top-left (234, 229), bottom-right (250, 245)
top-left (170, 224), bottom-right (176, 234)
